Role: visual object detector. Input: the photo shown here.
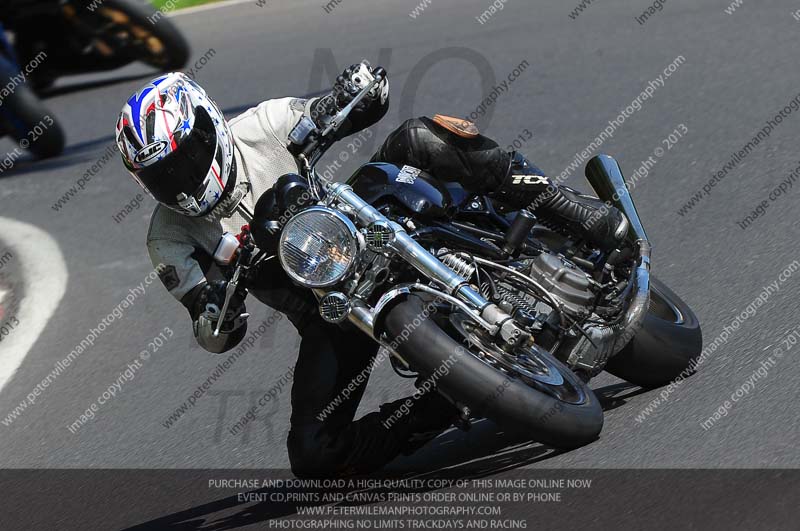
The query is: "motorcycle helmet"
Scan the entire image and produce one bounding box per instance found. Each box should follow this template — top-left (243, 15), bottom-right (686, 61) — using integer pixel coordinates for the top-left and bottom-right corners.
top-left (115, 72), bottom-right (234, 216)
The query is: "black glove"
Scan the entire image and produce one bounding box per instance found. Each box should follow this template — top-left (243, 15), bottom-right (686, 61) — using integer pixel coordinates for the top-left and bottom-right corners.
top-left (190, 280), bottom-right (248, 353)
top-left (303, 62), bottom-right (389, 145)
top-left (333, 62), bottom-right (388, 111)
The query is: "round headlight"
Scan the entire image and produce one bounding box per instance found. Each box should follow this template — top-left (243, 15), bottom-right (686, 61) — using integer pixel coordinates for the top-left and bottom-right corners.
top-left (278, 207), bottom-right (359, 288)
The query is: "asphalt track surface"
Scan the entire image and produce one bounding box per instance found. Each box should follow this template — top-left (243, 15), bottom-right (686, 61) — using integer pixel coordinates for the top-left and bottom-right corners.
top-left (2, 0), bottom-right (800, 528)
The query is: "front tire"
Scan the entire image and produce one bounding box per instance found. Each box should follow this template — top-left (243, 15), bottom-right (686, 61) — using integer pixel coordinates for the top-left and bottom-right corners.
top-left (604, 277), bottom-right (703, 389)
top-left (0, 84), bottom-right (65, 159)
top-left (382, 296), bottom-right (603, 449)
top-left (92, 0), bottom-right (191, 71)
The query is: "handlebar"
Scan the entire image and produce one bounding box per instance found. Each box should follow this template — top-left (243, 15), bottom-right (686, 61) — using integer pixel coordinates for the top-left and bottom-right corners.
top-left (321, 66), bottom-right (385, 138)
top-left (299, 64), bottom-right (387, 170)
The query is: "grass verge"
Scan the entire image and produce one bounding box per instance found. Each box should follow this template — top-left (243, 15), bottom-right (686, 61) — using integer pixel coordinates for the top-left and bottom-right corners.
top-left (150, 0), bottom-right (224, 12)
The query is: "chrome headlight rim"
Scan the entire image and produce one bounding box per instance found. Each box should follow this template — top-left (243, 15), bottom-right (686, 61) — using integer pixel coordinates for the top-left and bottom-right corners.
top-left (278, 206), bottom-right (359, 289)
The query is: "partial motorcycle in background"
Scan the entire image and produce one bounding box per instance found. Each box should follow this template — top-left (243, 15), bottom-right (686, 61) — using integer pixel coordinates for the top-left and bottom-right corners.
top-left (4, 0), bottom-right (190, 91)
top-left (0, 26), bottom-right (64, 159)
top-left (0, 0), bottom-right (190, 159)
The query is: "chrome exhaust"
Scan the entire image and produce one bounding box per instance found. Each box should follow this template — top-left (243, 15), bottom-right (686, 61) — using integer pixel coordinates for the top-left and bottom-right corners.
top-left (585, 154), bottom-right (651, 353)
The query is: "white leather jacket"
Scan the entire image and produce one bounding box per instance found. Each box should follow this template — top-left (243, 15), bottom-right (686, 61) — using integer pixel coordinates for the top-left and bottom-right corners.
top-left (146, 97), bottom-right (314, 304)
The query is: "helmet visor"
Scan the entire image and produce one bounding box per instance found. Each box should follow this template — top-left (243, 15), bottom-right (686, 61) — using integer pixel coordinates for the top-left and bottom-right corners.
top-left (134, 105), bottom-right (218, 207)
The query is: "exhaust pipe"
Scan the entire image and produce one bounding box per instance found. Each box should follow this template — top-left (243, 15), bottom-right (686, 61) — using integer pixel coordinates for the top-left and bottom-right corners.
top-left (584, 154), bottom-right (650, 353)
top-left (585, 154), bottom-right (648, 244)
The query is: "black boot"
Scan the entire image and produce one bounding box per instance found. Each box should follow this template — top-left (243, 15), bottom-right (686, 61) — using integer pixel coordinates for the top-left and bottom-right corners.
top-left (535, 185), bottom-right (629, 251)
top-left (491, 152), bottom-right (629, 252)
top-left (370, 117), bottom-right (628, 251)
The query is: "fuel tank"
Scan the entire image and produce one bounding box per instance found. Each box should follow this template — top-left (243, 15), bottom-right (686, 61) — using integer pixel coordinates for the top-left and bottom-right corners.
top-left (346, 162), bottom-right (455, 220)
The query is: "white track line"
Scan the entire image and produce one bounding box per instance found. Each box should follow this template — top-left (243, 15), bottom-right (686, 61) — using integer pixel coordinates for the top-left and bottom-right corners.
top-left (169, 0), bottom-right (253, 17)
top-left (0, 218), bottom-right (68, 393)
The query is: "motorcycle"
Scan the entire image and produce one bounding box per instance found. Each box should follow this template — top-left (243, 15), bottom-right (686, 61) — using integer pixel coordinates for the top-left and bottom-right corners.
top-left (2, 0), bottom-right (190, 92)
top-left (0, 26), bottom-right (64, 159)
top-left (214, 65), bottom-right (703, 448)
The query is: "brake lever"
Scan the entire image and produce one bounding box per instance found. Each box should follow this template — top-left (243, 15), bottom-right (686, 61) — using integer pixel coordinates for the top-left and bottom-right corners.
top-left (213, 264), bottom-right (242, 337)
top-left (213, 226), bottom-right (252, 337)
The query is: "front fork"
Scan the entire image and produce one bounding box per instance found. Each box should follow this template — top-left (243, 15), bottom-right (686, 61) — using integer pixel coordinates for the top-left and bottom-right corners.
top-left (323, 182), bottom-right (528, 347)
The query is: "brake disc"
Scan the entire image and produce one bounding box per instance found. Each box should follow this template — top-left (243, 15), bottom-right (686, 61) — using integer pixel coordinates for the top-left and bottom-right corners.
top-left (449, 312), bottom-right (564, 386)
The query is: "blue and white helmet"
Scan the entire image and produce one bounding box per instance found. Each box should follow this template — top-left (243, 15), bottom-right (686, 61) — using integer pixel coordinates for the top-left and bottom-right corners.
top-left (115, 72), bottom-right (234, 217)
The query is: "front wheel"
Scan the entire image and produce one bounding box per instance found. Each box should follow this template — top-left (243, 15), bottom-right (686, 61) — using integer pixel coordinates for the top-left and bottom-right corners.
top-left (604, 277), bottom-right (703, 389)
top-left (382, 295), bottom-right (603, 449)
top-left (0, 83), bottom-right (65, 159)
top-left (85, 0), bottom-right (191, 71)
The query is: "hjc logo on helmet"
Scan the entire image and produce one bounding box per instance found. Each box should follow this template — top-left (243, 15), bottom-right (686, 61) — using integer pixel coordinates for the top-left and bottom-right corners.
top-left (134, 140), bottom-right (169, 164)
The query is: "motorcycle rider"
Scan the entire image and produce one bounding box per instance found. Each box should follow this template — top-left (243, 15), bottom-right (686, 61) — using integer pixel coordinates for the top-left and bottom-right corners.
top-left (115, 64), bottom-right (627, 478)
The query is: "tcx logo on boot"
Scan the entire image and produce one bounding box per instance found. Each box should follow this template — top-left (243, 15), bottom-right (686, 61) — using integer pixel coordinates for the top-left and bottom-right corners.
top-left (511, 174), bottom-right (549, 186)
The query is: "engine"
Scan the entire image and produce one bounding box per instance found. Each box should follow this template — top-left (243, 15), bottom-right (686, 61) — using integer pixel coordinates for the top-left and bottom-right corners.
top-left (437, 249), bottom-right (622, 376)
top-left (485, 253), bottom-right (618, 375)
top-left (527, 253), bottom-right (618, 375)
top-left (528, 254), bottom-right (596, 317)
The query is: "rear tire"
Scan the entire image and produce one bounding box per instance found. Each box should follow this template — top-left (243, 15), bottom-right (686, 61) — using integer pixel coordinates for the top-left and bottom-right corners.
top-left (604, 277), bottom-right (702, 389)
top-left (382, 295), bottom-right (603, 449)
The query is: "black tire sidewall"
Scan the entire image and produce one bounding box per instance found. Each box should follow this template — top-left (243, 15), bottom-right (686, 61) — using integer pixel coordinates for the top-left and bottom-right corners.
top-left (0, 84), bottom-right (65, 159)
top-left (101, 0), bottom-right (191, 70)
top-left (382, 295), bottom-right (603, 449)
top-left (604, 277), bottom-right (703, 389)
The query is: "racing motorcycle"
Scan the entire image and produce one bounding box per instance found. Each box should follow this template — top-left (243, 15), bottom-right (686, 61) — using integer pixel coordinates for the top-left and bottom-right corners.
top-left (0, 27), bottom-right (64, 158)
top-left (214, 65), bottom-right (703, 448)
top-left (2, 0), bottom-right (190, 92)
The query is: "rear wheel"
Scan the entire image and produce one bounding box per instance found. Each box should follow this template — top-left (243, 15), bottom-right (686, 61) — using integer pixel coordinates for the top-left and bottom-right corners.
top-left (382, 295), bottom-right (603, 449)
top-left (604, 277), bottom-right (703, 388)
